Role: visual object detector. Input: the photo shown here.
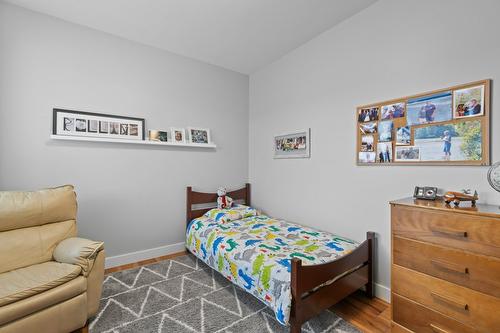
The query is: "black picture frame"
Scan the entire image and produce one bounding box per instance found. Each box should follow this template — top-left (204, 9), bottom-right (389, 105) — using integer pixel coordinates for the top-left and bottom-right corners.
top-left (53, 108), bottom-right (146, 140)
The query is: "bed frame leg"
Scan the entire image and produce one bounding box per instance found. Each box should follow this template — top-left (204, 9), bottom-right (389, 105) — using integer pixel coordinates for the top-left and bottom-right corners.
top-left (290, 320), bottom-right (301, 333)
top-left (365, 231), bottom-right (375, 299)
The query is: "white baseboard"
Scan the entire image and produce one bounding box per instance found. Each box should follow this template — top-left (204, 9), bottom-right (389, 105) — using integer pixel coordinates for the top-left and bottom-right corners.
top-left (105, 242), bottom-right (186, 269)
top-left (105, 242), bottom-right (393, 303)
top-left (374, 282), bottom-right (390, 303)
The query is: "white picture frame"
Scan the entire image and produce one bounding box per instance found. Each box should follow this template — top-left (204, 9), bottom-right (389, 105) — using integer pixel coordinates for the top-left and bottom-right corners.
top-left (187, 127), bottom-right (211, 144)
top-left (170, 128), bottom-right (186, 143)
top-left (274, 128), bottom-right (310, 159)
top-left (53, 108), bottom-right (145, 140)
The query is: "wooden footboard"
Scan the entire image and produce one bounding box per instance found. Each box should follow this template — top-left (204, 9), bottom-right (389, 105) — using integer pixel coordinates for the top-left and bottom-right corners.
top-left (289, 231), bottom-right (375, 333)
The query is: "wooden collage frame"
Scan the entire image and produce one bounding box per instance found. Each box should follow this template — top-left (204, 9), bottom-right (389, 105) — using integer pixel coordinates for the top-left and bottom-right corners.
top-left (356, 79), bottom-right (491, 166)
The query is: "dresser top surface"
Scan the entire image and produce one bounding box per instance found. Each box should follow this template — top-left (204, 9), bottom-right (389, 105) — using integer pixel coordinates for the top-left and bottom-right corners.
top-left (390, 197), bottom-right (500, 218)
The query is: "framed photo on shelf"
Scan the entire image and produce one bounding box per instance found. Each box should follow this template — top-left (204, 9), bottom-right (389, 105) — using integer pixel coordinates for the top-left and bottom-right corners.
top-left (274, 128), bottom-right (310, 159)
top-left (187, 127), bottom-right (211, 144)
top-left (53, 108), bottom-right (145, 140)
top-left (148, 130), bottom-right (169, 142)
top-left (171, 128), bottom-right (186, 143)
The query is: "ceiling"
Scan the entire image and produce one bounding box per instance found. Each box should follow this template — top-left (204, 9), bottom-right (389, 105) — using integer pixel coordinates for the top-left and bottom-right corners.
top-left (4, 0), bottom-right (376, 74)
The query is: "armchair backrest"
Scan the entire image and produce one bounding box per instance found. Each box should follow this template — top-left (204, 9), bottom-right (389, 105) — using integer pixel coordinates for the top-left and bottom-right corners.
top-left (0, 185), bottom-right (78, 273)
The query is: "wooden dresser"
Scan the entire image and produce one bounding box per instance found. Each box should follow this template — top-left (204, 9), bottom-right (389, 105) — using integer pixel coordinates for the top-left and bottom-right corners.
top-left (390, 198), bottom-right (500, 333)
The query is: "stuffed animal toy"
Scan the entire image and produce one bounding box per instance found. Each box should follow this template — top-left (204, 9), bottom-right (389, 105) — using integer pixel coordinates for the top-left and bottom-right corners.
top-left (217, 187), bottom-right (233, 209)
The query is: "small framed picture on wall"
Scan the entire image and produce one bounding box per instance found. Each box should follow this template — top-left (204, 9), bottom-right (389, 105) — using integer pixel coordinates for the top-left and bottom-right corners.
top-left (274, 128), bottom-right (310, 159)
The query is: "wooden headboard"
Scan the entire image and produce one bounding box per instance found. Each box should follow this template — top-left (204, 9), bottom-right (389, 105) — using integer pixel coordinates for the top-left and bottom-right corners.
top-left (186, 183), bottom-right (251, 228)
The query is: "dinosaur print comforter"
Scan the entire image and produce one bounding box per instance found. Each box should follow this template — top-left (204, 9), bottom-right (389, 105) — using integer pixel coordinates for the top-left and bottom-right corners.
top-left (185, 207), bottom-right (359, 325)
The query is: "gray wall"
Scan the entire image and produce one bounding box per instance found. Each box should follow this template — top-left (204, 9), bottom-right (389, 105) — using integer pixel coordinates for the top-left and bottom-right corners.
top-left (249, 0), bottom-right (500, 298)
top-left (0, 3), bottom-right (249, 258)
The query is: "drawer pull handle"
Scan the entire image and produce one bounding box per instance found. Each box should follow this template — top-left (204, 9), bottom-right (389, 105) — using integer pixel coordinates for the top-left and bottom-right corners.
top-left (431, 227), bottom-right (468, 238)
top-left (430, 323), bottom-right (450, 333)
top-left (430, 292), bottom-right (469, 310)
top-left (431, 259), bottom-right (469, 274)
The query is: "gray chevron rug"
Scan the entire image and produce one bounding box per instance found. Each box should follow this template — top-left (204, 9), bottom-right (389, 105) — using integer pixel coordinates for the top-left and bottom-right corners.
top-left (89, 254), bottom-right (360, 333)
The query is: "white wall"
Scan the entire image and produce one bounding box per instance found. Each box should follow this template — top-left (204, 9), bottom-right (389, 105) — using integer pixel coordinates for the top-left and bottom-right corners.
top-left (249, 0), bottom-right (500, 300)
top-left (0, 3), bottom-right (249, 264)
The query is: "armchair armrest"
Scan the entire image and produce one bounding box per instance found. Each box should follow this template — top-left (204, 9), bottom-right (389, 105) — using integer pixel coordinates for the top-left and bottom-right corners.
top-left (53, 237), bottom-right (104, 276)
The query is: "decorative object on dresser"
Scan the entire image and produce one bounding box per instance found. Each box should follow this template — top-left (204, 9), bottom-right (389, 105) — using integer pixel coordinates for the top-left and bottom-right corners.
top-left (356, 79), bottom-right (491, 166)
top-left (413, 186), bottom-right (438, 200)
top-left (443, 190), bottom-right (478, 206)
top-left (390, 198), bottom-right (500, 333)
top-left (53, 108), bottom-right (145, 140)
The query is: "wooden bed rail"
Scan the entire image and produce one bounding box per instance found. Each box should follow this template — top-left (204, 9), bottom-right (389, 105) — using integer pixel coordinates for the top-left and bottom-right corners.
top-left (290, 231), bottom-right (375, 333)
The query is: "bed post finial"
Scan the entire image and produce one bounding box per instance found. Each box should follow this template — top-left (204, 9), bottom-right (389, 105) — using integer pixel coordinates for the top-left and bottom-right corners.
top-left (245, 183), bottom-right (251, 206)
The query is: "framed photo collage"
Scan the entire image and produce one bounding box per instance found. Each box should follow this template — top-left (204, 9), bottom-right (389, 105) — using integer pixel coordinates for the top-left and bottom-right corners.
top-left (356, 79), bottom-right (490, 166)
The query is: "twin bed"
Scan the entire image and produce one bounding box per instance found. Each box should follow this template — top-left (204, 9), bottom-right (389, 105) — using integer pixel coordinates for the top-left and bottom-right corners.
top-left (186, 184), bottom-right (374, 333)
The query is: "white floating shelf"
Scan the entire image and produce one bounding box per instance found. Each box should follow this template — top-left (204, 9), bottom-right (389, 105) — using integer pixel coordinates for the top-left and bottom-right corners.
top-left (50, 135), bottom-right (216, 148)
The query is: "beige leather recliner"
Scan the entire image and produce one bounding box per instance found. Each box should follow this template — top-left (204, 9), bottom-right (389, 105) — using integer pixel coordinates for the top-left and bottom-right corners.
top-left (0, 185), bottom-right (105, 333)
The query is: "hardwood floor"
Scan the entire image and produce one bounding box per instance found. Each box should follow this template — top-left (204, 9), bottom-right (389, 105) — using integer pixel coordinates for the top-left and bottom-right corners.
top-left (105, 252), bottom-right (391, 333)
top-left (331, 290), bottom-right (391, 333)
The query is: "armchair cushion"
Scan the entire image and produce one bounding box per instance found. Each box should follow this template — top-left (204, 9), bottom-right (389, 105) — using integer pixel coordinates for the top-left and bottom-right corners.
top-left (0, 276), bottom-right (86, 326)
top-left (0, 262), bottom-right (81, 307)
top-left (53, 237), bottom-right (104, 276)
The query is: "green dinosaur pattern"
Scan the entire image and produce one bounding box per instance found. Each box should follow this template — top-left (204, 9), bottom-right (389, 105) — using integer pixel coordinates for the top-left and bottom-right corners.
top-left (207, 231), bottom-right (216, 248)
top-left (226, 239), bottom-right (238, 252)
top-left (217, 254), bottom-right (224, 272)
top-left (262, 264), bottom-right (274, 290)
top-left (259, 244), bottom-right (280, 251)
top-left (252, 253), bottom-right (265, 276)
top-left (301, 231), bottom-right (320, 236)
top-left (290, 252), bottom-right (315, 261)
top-left (304, 244), bottom-right (320, 253)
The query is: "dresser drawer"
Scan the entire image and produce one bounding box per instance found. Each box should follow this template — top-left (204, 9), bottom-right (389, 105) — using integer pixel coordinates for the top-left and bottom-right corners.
top-left (392, 205), bottom-right (500, 258)
top-left (393, 236), bottom-right (500, 298)
top-left (392, 264), bottom-right (500, 332)
top-left (393, 293), bottom-right (477, 333)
